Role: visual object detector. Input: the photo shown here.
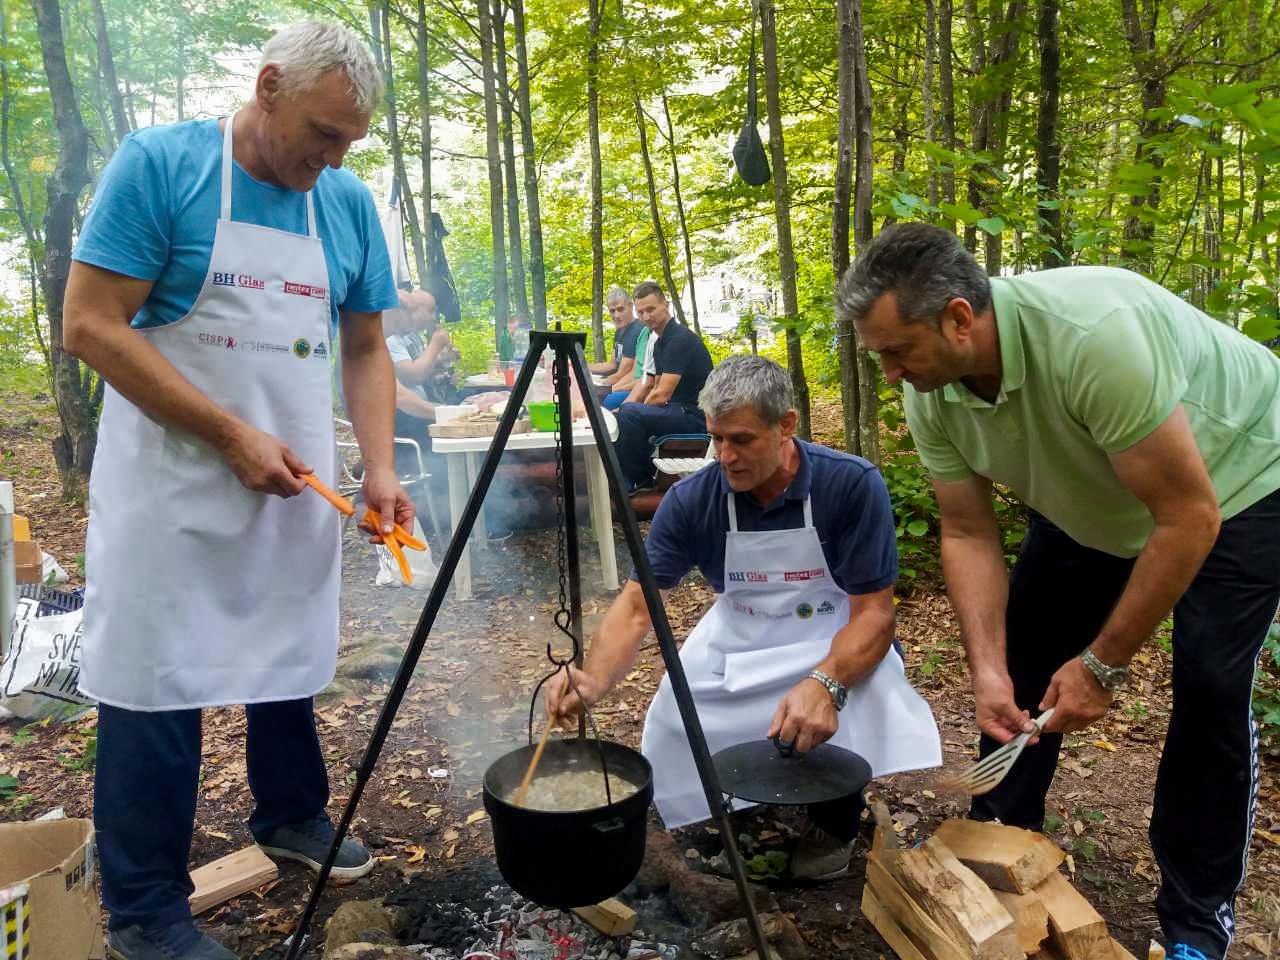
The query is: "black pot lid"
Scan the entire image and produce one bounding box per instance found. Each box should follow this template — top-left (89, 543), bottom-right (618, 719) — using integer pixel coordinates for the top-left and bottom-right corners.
top-left (712, 738), bottom-right (873, 806)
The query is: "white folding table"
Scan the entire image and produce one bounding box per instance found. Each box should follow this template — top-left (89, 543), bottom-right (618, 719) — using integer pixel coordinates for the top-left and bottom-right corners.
top-left (430, 409), bottom-right (620, 600)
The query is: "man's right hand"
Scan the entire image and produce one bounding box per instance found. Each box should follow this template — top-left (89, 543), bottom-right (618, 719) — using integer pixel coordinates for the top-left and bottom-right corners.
top-left (430, 327), bottom-right (452, 350)
top-left (220, 422), bottom-right (310, 498)
top-left (546, 666), bottom-right (611, 730)
top-left (973, 669), bottom-right (1038, 745)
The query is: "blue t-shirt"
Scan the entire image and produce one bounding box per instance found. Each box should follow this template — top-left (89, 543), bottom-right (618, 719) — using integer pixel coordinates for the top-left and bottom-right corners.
top-left (612, 320), bottom-right (643, 363)
top-left (642, 439), bottom-right (898, 594)
top-left (72, 119), bottom-right (397, 334)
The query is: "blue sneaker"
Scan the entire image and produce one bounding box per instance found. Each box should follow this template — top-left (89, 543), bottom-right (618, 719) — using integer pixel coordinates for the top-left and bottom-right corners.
top-left (1170, 945), bottom-right (1210, 960)
top-left (106, 919), bottom-right (234, 959)
top-left (257, 814), bottom-right (374, 881)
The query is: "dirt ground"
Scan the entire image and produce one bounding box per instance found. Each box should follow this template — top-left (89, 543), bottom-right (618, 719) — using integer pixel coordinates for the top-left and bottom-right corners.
top-left (3, 393), bottom-right (1280, 958)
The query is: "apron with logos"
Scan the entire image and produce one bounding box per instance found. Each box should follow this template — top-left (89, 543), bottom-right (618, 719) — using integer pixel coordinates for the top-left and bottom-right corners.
top-left (81, 112), bottom-right (340, 711)
top-left (640, 493), bottom-right (942, 827)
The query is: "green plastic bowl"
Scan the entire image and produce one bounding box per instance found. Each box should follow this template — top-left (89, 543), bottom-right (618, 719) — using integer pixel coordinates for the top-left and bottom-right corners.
top-left (527, 401), bottom-right (560, 432)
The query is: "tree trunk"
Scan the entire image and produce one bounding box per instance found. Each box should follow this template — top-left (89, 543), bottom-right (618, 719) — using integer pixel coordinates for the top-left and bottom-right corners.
top-left (924, 0), bottom-right (939, 208)
top-left (491, 0), bottom-right (528, 319)
top-left (511, 0), bottom-right (547, 328)
top-left (477, 0), bottom-right (510, 346)
top-left (1119, 0), bottom-right (1166, 268)
top-left (833, 0), bottom-right (860, 455)
top-left (90, 0), bottom-right (130, 141)
top-left (662, 91), bottom-right (700, 336)
top-left (963, 0), bottom-right (987, 254)
top-left (758, 0), bottom-right (810, 439)
top-left (586, 0), bottom-right (604, 357)
top-left (633, 95), bottom-right (685, 326)
top-left (379, 0), bottom-right (429, 284)
top-left (31, 0), bottom-right (97, 496)
top-left (1035, 0), bottom-right (1063, 268)
top-left (939, 0), bottom-right (957, 216)
top-left (983, 0), bottom-right (1024, 274)
top-left (850, 0), bottom-right (879, 463)
top-left (414, 0), bottom-right (433, 259)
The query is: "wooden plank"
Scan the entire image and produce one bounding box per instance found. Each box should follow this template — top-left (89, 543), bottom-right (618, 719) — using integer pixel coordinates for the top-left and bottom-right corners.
top-left (994, 890), bottom-right (1050, 955)
top-left (887, 836), bottom-right (1024, 960)
top-left (1112, 940), bottom-right (1140, 960)
top-left (934, 819), bottom-right (1067, 894)
top-left (865, 856), bottom-right (971, 960)
top-left (571, 898), bottom-right (637, 936)
top-left (861, 885), bottom-right (931, 960)
top-left (1033, 870), bottom-right (1110, 960)
top-left (188, 847), bottom-right (277, 915)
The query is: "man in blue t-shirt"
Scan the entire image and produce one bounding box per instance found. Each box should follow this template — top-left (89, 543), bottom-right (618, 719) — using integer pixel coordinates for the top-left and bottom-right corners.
top-left (549, 356), bottom-right (940, 880)
top-left (614, 280), bottom-right (714, 489)
top-left (593, 287), bottom-right (643, 408)
top-left (63, 21), bottom-right (404, 960)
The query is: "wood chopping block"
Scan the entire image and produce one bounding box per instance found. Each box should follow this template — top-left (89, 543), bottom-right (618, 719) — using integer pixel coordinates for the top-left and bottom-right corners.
top-left (428, 418), bottom-right (532, 438)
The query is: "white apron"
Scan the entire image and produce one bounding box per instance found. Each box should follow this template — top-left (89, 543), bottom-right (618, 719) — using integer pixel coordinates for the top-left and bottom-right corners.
top-left (640, 493), bottom-right (942, 827)
top-left (81, 112), bottom-right (340, 711)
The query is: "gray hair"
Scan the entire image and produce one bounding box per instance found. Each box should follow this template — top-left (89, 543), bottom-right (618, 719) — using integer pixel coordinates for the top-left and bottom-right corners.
top-left (261, 21), bottom-right (384, 116)
top-left (698, 355), bottom-right (794, 425)
top-left (835, 222), bottom-right (991, 329)
top-left (605, 286), bottom-right (632, 306)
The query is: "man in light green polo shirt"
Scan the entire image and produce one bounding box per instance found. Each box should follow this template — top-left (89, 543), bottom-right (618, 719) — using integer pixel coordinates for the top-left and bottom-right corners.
top-left (837, 223), bottom-right (1280, 960)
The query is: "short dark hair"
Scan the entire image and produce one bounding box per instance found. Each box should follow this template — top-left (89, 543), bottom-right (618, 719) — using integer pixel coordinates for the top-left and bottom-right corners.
top-left (632, 280), bottom-right (666, 302)
top-left (835, 223), bottom-right (991, 329)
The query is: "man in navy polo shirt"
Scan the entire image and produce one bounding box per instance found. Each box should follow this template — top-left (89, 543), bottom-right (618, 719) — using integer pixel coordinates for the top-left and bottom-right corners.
top-left (614, 280), bottom-right (714, 489)
top-left (550, 356), bottom-right (940, 879)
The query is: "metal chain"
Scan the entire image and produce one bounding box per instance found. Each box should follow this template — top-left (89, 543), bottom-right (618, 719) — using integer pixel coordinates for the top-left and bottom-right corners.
top-left (550, 353), bottom-right (573, 654)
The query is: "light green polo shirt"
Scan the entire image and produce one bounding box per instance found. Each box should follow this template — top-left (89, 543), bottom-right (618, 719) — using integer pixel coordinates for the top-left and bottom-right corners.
top-left (904, 266), bottom-right (1280, 557)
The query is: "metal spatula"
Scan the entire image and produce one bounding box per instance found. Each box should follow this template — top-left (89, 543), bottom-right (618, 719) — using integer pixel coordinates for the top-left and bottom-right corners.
top-left (940, 707), bottom-right (1056, 796)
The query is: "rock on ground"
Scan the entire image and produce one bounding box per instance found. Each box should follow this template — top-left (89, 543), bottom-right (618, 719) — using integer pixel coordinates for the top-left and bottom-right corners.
top-left (324, 900), bottom-right (398, 958)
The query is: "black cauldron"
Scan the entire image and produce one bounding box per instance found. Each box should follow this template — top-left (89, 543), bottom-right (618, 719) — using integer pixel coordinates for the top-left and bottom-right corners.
top-left (482, 737), bottom-right (653, 907)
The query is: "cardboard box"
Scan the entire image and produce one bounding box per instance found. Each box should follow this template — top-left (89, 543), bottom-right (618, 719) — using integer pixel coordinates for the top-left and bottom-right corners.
top-left (0, 819), bottom-right (104, 959)
top-left (13, 540), bottom-right (40, 585)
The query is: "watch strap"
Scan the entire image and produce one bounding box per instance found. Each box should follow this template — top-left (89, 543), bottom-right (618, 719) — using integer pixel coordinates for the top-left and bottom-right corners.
top-left (808, 670), bottom-right (848, 710)
top-left (1081, 649), bottom-right (1127, 691)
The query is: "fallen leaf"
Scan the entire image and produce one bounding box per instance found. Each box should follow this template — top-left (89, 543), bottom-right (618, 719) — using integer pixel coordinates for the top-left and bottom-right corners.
top-left (446, 703), bottom-right (461, 717)
top-left (405, 845), bottom-right (427, 864)
top-left (204, 829), bottom-right (232, 842)
top-left (465, 809), bottom-right (487, 825)
top-left (1091, 739), bottom-right (1117, 752)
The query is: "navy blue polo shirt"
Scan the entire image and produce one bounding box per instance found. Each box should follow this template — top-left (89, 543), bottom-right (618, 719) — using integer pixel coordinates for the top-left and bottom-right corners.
top-left (612, 319), bottom-right (643, 363)
top-left (642, 439), bottom-right (898, 594)
top-left (651, 320), bottom-right (713, 404)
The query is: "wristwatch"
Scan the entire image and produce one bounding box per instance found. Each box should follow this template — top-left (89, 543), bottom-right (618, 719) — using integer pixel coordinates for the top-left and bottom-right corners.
top-left (807, 670), bottom-right (848, 711)
top-left (1081, 649), bottom-right (1128, 692)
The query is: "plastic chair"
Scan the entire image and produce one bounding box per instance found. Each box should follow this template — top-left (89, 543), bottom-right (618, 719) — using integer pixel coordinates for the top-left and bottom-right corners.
top-left (333, 417), bottom-right (443, 539)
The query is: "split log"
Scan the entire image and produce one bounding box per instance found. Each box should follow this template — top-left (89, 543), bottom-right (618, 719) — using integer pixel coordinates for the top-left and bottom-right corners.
top-left (861, 885), bottom-right (929, 960)
top-left (1112, 940), bottom-right (1140, 960)
top-left (994, 889), bottom-right (1050, 954)
top-left (865, 856), bottom-right (970, 960)
top-left (1147, 943), bottom-right (1166, 960)
top-left (934, 818), bottom-right (1066, 893)
top-left (571, 898), bottom-right (636, 936)
top-left (1033, 870), bottom-right (1111, 960)
top-left (887, 836), bottom-right (1024, 960)
top-left (188, 846), bottom-right (277, 915)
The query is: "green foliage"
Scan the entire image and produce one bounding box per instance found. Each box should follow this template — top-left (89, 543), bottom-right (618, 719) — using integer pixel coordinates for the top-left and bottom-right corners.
top-left (1253, 623), bottom-right (1280, 756)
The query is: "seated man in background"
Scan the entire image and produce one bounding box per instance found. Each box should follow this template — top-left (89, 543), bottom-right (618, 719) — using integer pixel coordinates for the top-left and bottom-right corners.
top-left (614, 280), bottom-right (713, 490)
top-left (384, 289), bottom-right (452, 452)
top-left (595, 287), bottom-right (644, 407)
top-left (550, 356), bottom-right (940, 878)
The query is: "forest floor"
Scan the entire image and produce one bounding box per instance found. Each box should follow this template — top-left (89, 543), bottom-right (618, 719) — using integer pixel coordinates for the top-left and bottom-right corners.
top-left (3, 391), bottom-right (1280, 958)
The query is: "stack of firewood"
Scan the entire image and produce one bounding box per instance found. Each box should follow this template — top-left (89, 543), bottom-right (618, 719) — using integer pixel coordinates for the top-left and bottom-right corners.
top-left (861, 816), bottom-right (1162, 960)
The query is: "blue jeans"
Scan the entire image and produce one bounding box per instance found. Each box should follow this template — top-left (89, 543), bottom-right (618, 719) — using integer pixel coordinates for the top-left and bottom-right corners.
top-left (95, 698), bottom-right (329, 931)
top-left (613, 402), bottom-right (707, 488)
top-left (602, 390), bottom-right (631, 411)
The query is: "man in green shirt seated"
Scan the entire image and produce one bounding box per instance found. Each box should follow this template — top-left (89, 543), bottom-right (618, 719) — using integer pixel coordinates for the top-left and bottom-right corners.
top-left (838, 223), bottom-right (1280, 960)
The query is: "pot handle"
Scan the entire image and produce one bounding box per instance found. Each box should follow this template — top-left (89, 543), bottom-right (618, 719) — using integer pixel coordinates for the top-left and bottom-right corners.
top-left (592, 816), bottom-right (625, 835)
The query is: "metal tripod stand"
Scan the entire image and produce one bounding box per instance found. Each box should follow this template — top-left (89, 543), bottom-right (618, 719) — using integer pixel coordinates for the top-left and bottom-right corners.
top-left (284, 329), bottom-right (773, 960)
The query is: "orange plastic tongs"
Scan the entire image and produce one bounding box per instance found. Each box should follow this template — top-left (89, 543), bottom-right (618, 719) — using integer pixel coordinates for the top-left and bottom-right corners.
top-left (301, 473), bottom-right (426, 585)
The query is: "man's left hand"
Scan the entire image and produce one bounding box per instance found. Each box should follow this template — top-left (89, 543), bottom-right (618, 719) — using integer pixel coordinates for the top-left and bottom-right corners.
top-left (767, 677), bottom-right (838, 754)
top-left (1039, 657), bottom-right (1113, 734)
top-left (359, 464), bottom-right (415, 542)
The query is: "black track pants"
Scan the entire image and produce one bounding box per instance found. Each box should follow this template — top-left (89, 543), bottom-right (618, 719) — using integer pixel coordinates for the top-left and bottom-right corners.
top-left (969, 490), bottom-right (1280, 959)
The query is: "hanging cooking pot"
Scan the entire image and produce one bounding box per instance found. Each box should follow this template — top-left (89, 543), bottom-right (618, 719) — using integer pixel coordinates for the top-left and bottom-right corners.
top-left (712, 736), bottom-right (872, 806)
top-left (483, 737), bottom-right (654, 908)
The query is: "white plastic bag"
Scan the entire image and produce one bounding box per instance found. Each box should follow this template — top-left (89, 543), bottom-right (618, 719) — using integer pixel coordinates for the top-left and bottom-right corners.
top-left (374, 516), bottom-right (438, 589)
top-left (0, 606), bottom-right (93, 720)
